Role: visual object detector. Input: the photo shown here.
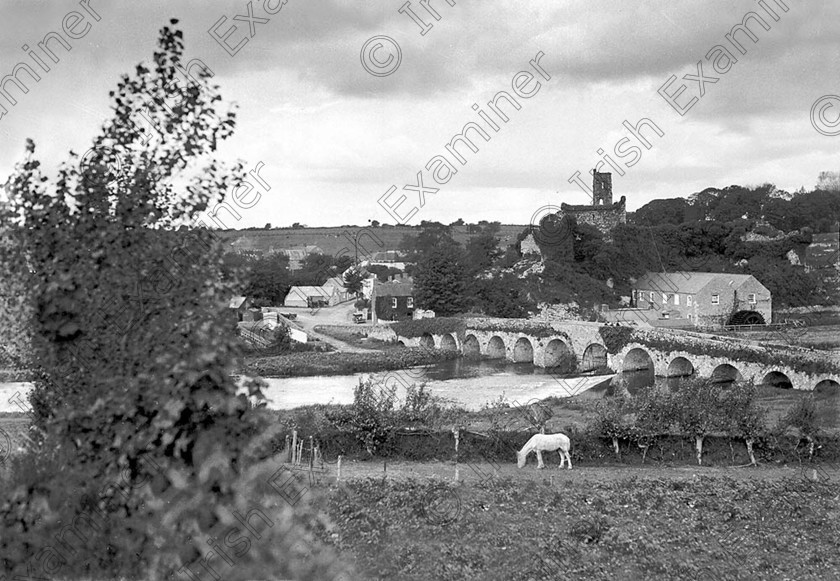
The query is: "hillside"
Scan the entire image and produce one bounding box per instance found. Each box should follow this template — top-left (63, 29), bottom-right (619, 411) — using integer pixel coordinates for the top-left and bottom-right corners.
top-left (215, 224), bottom-right (527, 256)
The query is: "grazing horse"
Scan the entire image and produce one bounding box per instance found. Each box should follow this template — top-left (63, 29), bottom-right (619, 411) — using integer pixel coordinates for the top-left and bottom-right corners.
top-left (517, 433), bottom-right (572, 470)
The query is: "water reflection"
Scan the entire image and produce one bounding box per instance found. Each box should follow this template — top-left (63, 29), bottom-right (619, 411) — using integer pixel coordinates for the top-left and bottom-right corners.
top-left (610, 370), bottom-right (737, 396)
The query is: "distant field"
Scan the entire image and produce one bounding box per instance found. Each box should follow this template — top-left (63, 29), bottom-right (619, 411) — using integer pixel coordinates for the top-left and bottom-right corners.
top-left (215, 224), bottom-right (528, 256)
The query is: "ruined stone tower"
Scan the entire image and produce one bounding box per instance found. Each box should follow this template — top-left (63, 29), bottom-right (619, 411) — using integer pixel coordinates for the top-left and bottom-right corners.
top-left (557, 170), bottom-right (626, 238)
top-left (592, 171), bottom-right (612, 205)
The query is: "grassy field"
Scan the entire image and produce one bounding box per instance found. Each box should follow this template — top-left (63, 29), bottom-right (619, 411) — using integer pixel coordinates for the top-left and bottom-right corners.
top-left (243, 347), bottom-right (460, 377)
top-left (304, 464), bottom-right (840, 580)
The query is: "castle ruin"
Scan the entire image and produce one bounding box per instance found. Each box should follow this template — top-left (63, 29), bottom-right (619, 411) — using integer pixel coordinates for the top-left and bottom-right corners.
top-left (559, 170), bottom-right (626, 237)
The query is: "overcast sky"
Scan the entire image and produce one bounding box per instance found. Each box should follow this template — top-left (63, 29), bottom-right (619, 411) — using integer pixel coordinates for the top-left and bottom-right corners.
top-left (0, 0), bottom-right (837, 228)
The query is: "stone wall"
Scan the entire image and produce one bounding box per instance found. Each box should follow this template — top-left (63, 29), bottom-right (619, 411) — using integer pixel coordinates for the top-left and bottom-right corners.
top-left (558, 196), bottom-right (627, 237)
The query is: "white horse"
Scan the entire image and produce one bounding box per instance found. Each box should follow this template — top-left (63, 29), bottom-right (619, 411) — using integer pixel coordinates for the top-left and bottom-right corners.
top-left (517, 433), bottom-right (572, 470)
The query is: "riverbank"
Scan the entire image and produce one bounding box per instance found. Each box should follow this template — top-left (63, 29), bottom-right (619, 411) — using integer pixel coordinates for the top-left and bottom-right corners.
top-left (243, 347), bottom-right (461, 378)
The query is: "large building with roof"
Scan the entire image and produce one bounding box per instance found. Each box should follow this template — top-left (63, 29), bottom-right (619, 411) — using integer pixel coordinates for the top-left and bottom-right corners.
top-left (630, 271), bottom-right (772, 328)
top-left (371, 275), bottom-right (415, 324)
top-left (283, 285), bottom-right (339, 308)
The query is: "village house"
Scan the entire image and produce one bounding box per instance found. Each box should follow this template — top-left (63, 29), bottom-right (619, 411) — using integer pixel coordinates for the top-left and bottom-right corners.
top-left (630, 271), bottom-right (772, 328)
top-left (228, 296), bottom-right (250, 322)
top-left (371, 275), bottom-right (415, 324)
top-left (322, 276), bottom-right (354, 303)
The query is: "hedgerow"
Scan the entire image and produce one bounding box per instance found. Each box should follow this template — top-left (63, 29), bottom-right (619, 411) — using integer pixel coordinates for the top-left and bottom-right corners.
top-left (391, 317), bottom-right (466, 338)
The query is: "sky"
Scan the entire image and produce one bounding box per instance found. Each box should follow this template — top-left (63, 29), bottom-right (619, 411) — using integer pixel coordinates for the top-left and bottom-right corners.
top-left (0, 0), bottom-right (838, 229)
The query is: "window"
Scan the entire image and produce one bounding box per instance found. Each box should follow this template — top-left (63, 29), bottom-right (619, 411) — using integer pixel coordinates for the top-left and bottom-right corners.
top-left (662, 293), bottom-right (668, 303)
top-left (649, 292), bottom-right (654, 302)
top-left (674, 294), bottom-right (680, 305)
top-left (407, 297), bottom-right (414, 308)
top-left (711, 294), bottom-right (719, 305)
top-left (749, 293), bottom-right (756, 304)
top-left (687, 296), bottom-right (692, 307)
top-left (391, 297), bottom-right (397, 309)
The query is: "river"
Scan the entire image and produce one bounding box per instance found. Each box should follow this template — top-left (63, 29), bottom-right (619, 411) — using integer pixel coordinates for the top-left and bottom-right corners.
top-left (0, 360), bottom-right (617, 413)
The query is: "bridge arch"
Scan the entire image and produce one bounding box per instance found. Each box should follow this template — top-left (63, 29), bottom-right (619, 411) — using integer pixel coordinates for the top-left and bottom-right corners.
top-left (623, 348), bottom-right (654, 372)
top-left (463, 334), bottom-right (480, 358)
top-left (440, 333), bottom-right (458, 351)
top-left (419, 333), bottom-right (435, 349)
top-left (486, 336), bottom-right (506, 359)
top-left (815, 379), bottom-right (840, 394)
top-left (580, 343), bottom-right (608, 372)
top-left (667, 357), bottom-right (695, 378)
top-left (544, 338), bottom-right (573, 369)
top-left (711, 363), bottom-right (742, 384)
top-left (762, 370), bottom-right (792, 389)
top-left (513, 337), bottom-right (534, 363)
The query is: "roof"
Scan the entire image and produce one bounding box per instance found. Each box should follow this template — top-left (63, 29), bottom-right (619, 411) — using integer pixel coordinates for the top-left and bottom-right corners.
top-left (285, 286), bottom-right (336, 299)
top-left (229, 296), bottom-right (247, 309)
top-left (374, 279), bottom-right (414, 297)
top-left (635, 272), bottom-right (759, 294)
top-left (322, 276), bottom-right (346, 289)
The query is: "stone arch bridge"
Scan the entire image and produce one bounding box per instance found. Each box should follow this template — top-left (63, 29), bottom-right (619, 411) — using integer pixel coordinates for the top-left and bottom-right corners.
top-left (395, 319), bottom-right (840, 393)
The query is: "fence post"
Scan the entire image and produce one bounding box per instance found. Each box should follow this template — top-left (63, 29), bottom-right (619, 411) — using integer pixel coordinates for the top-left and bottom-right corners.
top-left (292, 430), bottom-right (298, 465)
top-left (337, 455), bottom-right (342, 483)
top-left (453, 426), bottom-right (460, 483)
top-left (284, 435), bottom-right (290, 463)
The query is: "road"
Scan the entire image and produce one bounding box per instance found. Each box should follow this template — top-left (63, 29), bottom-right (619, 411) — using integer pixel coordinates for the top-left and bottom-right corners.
top-left (287, 302), bottom-right (369, 353)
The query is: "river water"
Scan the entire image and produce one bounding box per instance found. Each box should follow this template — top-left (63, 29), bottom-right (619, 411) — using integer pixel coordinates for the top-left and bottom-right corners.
top-left (0, 360), bottom-right (617, 413)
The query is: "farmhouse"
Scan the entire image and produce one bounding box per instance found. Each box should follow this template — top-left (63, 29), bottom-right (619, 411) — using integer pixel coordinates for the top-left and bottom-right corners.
top-left (630, 271), bottom-right (771, 328)
top-left (371, 275), bottom-right (415, 324)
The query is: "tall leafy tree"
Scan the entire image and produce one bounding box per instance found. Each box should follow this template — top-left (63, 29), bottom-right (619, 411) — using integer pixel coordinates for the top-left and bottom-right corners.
top-left (413, 242), bottom-right (467, 316)
top-left (0, 21), bottom-right (351, 580)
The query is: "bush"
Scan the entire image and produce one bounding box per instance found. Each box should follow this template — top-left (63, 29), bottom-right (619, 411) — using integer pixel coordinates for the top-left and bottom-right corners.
top-left (598, 326), bottom-right (633, 354)
top-left (326, 378), bottom-right (397, 455)
top-left (0, 23), bottom-right (351, 580)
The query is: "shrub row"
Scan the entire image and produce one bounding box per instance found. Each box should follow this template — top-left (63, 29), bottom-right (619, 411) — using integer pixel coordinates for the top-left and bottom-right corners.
top-left (264, 425), bottom-right (840, 466)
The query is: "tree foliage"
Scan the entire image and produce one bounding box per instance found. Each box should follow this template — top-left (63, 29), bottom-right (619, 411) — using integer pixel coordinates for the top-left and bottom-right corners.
top-left (413, 242), bottom-right (467, 316)
top-left (0, 22), bottom-right (351, 580)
